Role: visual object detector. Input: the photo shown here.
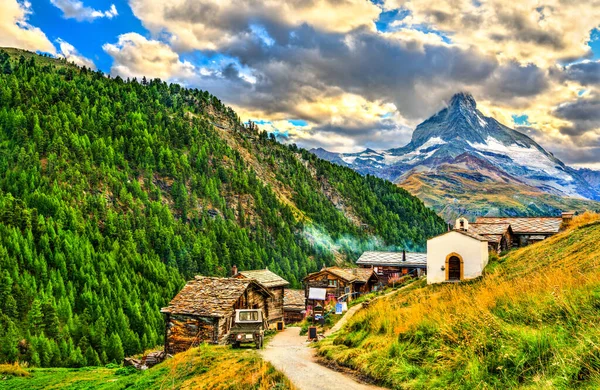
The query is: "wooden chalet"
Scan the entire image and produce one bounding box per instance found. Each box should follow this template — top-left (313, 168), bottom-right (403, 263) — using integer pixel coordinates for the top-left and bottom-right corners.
top-left (233, 268), bottom-right (289, 326)
top-left (357, 251), bottom-right (426, 283)
top-left (161, 276), bottom-right (272, 354)
top-left (302, 266), bottom-right (378, 309)
top-left (468, 223), bottom-right (514, 253)
top-left (283, 289), bottom-right (306, 324)
top-left (474, 213), bottom-right (572, 248)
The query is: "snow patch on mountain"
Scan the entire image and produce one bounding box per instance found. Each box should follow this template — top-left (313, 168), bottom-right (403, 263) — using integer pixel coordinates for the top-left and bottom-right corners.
top-left (383, 137), bottom-right (446, 164)
top-left (467, 136), bottom-right (572, 181)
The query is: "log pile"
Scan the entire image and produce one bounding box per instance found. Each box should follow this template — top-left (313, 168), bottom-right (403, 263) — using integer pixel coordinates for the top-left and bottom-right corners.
top-left (124, 351), bottom-right (168, 370)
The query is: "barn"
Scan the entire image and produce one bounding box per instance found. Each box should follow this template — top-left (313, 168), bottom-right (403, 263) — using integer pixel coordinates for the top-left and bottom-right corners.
top-left (283, 289), bottom-right (306, 324)
top-left (161, 276), bottom-right (272, 354)
top-left (233, 268), bottom-right (289, 326)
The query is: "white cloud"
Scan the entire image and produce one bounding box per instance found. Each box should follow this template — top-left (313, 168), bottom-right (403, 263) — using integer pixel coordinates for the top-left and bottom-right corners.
top-left (128, 0), bottom-right (381, 51)
top-left (108, 0), bottom-right (600, 165)
top-left (385, 0), bottom-right (600, 66)
top-left (102, 33), bottom-right (196, 81)
top-left (50, 0), bottom-right (117, 22)
top-left (56, 38), bottom-right (95, 69)
top-left (0, 0), bottom-right (55, 54)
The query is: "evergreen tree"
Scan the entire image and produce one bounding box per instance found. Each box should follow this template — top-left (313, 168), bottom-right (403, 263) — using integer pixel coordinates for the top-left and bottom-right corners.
top-left (106, 333), bottom-right (124, 363)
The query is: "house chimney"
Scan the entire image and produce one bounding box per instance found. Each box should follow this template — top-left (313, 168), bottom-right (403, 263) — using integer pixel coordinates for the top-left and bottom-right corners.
top-left (402, 249), bottom-right (406, 262)
top-left (562, 211), bottom-right (575, 227)
top-left (231, 265), bottom-right (238, 276)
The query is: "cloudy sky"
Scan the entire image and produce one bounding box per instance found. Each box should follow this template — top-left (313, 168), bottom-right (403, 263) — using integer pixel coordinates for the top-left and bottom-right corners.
top-left (2, 0), bottom-right (600, 168)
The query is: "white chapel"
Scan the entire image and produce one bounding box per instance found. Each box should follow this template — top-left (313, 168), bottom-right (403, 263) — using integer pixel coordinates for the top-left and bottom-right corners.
top-left (426, 217), bottom-right (489, 284)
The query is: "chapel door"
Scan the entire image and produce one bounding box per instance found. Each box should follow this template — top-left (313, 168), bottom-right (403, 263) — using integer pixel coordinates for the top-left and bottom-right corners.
top-left (448, 256), bottom-right (461, 281)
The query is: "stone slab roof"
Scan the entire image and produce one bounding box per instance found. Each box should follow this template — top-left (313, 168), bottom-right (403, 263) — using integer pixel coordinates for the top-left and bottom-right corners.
top-left (303, 266), bottom-right (357, 282)
top-left (356, 251), bottom-right (427, 267)
top-left (475, 217), bottom-right (562, 234)
top-left (469, 223), bottom-right (511, 235)
top-left (161, 277), bottom-right (272, 317)
top-left (236, 269), bottom-right (289, 288)
top-left (283, 289), bottom-right (305, 311)
top-left (341, 268), bottom-right (378, 283)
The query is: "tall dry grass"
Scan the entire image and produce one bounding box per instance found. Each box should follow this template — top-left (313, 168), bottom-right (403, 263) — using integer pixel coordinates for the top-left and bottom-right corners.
top-left (156, 344), bottom-right (296, 389)
top-left (317, 213), bottom-right (600, 388)
top-left (0, 362), bottom-right (30, 377)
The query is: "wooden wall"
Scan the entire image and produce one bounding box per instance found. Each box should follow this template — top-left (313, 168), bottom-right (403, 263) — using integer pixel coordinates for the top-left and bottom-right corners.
top-left (164, 314), bottom-right (219, 354)
top-left (164, 284), bottom-right (271, 354)
top-left (267, 286), bottom-right (285, 324)
top-left (304, 273), bottom-right (353, 303)
top-left (283, 309), bottom-right (304, 324)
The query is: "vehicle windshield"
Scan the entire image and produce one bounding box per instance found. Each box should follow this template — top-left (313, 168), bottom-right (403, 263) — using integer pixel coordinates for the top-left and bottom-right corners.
top-left (238, 311), bottom-right (259, 321)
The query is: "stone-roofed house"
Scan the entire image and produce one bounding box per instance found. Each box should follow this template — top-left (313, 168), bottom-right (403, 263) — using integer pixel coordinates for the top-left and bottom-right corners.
top-left (468, 223), bottom-right (514, 253)
top-left (283, 289), bottom-right (306, 324)
top-left (233, 268), bottom-right (289, 326)
top-left (475, 213), bottom-right (572, 247)
top-left (357, 250), bottom-right (427, 283)
top-left (161, 276), bottom-right (272, 354)
top-left (302, 266), bottom-right (378, 309)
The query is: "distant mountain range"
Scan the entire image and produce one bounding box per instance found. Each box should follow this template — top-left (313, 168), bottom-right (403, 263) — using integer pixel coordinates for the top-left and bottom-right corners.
top-left (312, 93), bottom-right (600, 220)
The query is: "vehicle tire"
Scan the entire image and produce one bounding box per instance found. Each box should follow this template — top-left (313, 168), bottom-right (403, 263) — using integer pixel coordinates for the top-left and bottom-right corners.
top-left (232, 341), bottom-right (240, 349)
top-left (255, 336), bottom-right (263, 349)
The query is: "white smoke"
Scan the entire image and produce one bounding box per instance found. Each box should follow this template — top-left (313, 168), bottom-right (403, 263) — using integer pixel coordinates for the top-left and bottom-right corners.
top-left (302, 224), bottom-right (413, 260)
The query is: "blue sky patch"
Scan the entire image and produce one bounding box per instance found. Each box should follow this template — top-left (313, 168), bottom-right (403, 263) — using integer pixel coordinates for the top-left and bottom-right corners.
top-left (512, 114), bottom-right (531, 126)
top-left (288, 119), bottom-right (308, 127)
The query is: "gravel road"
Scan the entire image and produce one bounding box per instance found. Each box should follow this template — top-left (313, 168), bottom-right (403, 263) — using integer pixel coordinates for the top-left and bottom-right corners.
top-left (260, 327), bottom-right (385, 390)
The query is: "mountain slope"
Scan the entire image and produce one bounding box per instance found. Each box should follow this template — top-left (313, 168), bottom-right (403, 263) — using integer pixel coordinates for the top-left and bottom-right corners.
top-left (0, 48), bottom-right (445, 368)
top-left (579, 168), bottom-right (600, 193)
top-left (402, 154), bottom-right (600, 221)
top-left (313, 93), bottom-right (600, 219)
top-left (317, 213), bottom-right (600, 388)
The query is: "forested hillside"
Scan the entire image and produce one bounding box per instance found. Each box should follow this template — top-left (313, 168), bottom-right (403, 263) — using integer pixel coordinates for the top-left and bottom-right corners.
top-left (0, 49), bottom-right (445, 367)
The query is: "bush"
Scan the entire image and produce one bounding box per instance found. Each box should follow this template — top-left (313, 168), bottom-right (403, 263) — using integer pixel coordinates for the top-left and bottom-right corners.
top-left (115, 366), bottom-right (139, 376)
top-left (0, 363), bottom-right (30, 377)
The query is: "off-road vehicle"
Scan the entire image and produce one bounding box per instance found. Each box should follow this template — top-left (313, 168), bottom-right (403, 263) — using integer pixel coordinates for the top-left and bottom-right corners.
top-left (229, 309), bottom-right (267, 349)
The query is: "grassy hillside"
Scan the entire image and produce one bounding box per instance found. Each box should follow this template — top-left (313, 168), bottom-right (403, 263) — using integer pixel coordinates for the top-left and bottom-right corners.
top-left (400, 162), bottom-right (600, 222)
top-left (317, 213), bottom-right (600, 388)
top-left (0, 48), bottom-right (445, 368)
top-left (0, 345), bottom-right (294, 389)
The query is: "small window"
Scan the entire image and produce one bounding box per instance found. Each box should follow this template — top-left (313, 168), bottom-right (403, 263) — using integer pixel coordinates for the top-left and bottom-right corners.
top-left (238, 311), bottom-right (259, 321)
top-left (328, 279), bottom-right (337, 287)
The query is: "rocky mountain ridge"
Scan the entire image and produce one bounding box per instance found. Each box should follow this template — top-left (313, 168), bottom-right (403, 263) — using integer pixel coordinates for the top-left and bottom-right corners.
top-left (312, 93), bottom-right (600, 219)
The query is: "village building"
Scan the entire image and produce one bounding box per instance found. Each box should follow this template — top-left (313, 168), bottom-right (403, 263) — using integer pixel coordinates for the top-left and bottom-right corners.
top-left (233, 267), bottom-right (289, 326)
top-left (474, 212), bottom-right (573, 247)
top-left (283, 289), bottom-right (306, 324)
top-left (161, 276), bottom-right (272, 354)
top-left (467, 223), bottom-right (513, 253)
top-left (356, 250), bottom-right (427, 283)
top-left (426, 218), bottom-right (489, 284)
top-left (303, 266), bottom-right (378, 309)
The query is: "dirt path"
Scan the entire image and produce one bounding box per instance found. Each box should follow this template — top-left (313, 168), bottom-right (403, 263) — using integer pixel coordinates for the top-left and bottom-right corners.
top-left (326, 303), bottom-right (364, 336)
top-left (328, 281), bottom-right (417, 336)
top-left (261, 327), bottom-right (385, 390)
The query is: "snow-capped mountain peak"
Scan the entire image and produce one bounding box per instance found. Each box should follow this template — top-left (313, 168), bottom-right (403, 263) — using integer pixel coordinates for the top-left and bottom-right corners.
top-left (312, 93), bottom-right (600, 202)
